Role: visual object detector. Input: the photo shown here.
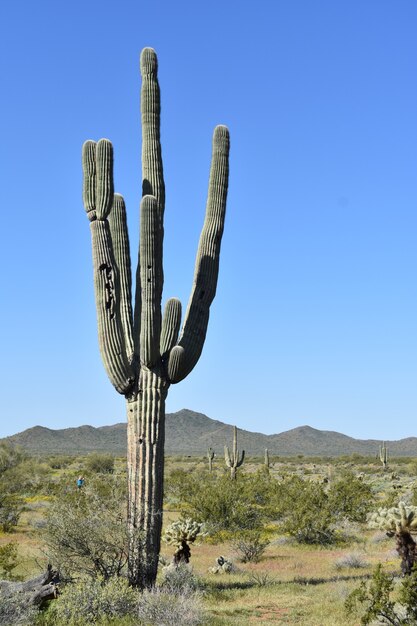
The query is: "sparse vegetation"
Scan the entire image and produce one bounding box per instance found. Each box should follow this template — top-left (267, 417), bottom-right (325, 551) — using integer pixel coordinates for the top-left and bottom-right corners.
top-left (1, 452), bottom-right (417, 625)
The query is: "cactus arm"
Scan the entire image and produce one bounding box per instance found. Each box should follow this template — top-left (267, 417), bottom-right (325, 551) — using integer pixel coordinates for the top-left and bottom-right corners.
top-left (224, 445), bottom-right (232, 467)
top-left (108, 194), bottom-right (134, 363)
top-left (82, 140), bottom-right (134, 394)
top-left (82, 140), bottom-right (97, 220)
top-left (160, 298), bottom-right (182, 358)
top-left (133, 48), bottom-right (165, 363)
top-left (167, 125), bottom-right (230, 384)
top-left (237, 449), bottom-right (245, 467)
top-left (139, 195), bottom-right (163, 367)
top-left (140, 48), bottom-right (165, 213)
top-left (232, 425), bottom-right (238, 459)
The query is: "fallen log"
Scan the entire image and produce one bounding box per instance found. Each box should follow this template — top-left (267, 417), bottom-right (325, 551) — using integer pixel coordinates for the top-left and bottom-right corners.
top-left (0, 564), bottom-right (59, 607)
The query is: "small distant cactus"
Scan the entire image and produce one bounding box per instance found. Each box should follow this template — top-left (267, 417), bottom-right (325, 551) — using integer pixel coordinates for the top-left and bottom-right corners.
top-left (224, 426), bottom-right (245, 479)
top-left (378, 442), bottom-right (389, 470)
top-left (264, 448), bottom-right (270, 470)
top-left (368, 502), bottom-right (417, 574)
top-left (208, 555), bottom-right (234, 574)
top-left (207, 447), bottom-right (215, 472)
top-left (163, 518), bottom-right (205, 565)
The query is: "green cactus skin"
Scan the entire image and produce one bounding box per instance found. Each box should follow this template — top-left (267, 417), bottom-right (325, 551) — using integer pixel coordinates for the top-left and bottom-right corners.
top-left (81, 48), bottom-right (230, 589)
top-left (224, 426), bottom-right (245, 479)
top-left (379, 442), bottom-right (389, 470)
top-left (207, 447), bottom-right (215, 472)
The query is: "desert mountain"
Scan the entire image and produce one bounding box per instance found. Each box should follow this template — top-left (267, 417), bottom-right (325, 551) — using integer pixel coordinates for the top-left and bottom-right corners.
top-left (3, 409), bottom-right (417, 457)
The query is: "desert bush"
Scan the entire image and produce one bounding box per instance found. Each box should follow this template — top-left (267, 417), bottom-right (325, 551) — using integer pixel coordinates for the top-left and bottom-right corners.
top-left (327, 471), bottom-right (374, 522)
top-left (0, 543), bottom-right (21, 580)
top-left (1, 460), bottom-right (51, 496)
top-left (45, 476), bottom-right (129, 579)
top-left (346, 563), bottom-right (417, 625)
top-left (232, 530), bottom-right (269, 563)
top-left (46, 455), bottom-right (73, 470)
top-left (0, 494), bottom-right (23, 532)
top-left (0, 442), bottom-right (27, 475)
top-left (0, 592), bottom-right (38, 626)
top-left (334, 552), bottom-right (369, 570)
top-left (276, 476), bottom-right (337, 544)
top-left (41, 575), bottom-right (137, 625)
top-left (248, 571), bottom-right (275, 587)
top-left (137, 586), bottom-right (204, 626)
top-left (160, 562), bottom-right (200, 594)
top-left (84, 453), bottom-right (115, 474)
top-left (166, 470), bottom-right (276, 537)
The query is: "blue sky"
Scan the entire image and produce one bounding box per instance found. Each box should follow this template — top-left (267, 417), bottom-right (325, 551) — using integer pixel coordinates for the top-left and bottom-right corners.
top-left (0, 1), bottom-right (416, 441)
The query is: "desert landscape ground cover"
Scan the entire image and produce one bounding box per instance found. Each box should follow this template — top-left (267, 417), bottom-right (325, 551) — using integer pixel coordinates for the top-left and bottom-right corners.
top-left (1, 447), bottom-right (416, 625)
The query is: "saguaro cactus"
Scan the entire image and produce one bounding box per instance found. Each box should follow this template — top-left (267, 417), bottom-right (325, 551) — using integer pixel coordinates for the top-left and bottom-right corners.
top-left (81, 48), bottom-right (230, 588)
top-left (379, 442), bottom-right (389, 470)
top-left (264, 448), bottom-right (270, 469)
top-left (207, 447), bottom-right (215, 472)
top-left (224, 426), bottom-right (245, 479)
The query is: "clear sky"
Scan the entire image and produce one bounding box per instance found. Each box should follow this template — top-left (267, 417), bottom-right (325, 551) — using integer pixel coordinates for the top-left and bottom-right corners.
top-left (0, 1), bottom-right (416, 441)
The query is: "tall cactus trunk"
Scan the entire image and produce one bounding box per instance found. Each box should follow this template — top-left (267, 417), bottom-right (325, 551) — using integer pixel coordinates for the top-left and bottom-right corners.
top-left (126, 368), bottom-right (168, 588)
top-left (82, 48), bottom-right (230, 589)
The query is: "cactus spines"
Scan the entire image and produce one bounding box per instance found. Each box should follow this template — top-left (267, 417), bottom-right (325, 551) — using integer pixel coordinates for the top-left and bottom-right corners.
top-left (81, 48), bottom-right (230, 588)
top-left (207, 447), bottom-right (215, 472)
top-left (369, 503), bottom-right (417, 574)
top-left (224, 426), bottom-right (245, 479)
top-left (379, 442), bottom-right (389, 470)
top-left (163, 518), bottom-right (205, 564)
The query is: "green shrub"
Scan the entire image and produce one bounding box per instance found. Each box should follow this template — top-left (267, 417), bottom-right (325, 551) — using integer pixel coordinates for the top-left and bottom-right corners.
top-left (45, 476), bottom-right (128, 579)
top-left (0, 543), bottom-right (21, 580)
top-left (232, 530), bottom-right (269, 563)
top-left (42, 576), bottom-right (137, 625)
top-left (0, 592), bottom-right (37, 626)
top-left (0, 494), bottom-right (23, 532)
top-left (165, 469), bottom-right (277, 538)
top-left (346, 563), bottom-right (417, 625)
top-left (0, 442), bottom-right (27, 475)
top-left (276, 476), bottom-right (336, 544)
top-left (85, 453), bottom-right (115, 474)
top-left (327, 471), bottom-right (374, 522)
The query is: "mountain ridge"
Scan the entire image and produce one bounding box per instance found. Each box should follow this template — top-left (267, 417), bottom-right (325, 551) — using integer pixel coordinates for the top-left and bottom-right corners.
top-left (3, 409), bottom-right (417, 457)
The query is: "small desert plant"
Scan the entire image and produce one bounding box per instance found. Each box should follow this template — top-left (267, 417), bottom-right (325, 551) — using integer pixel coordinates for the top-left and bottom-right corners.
top-left (0, 494), bottom-right (23, 532)
top-left (136, 586), bottom-right (205, 626)
top-left (232, 530), bottom-right (269, 563)
top-left (0, 542), bottom-right (21, 580)
top-left (334, 552), bottom-right (369, 570)
top-left (346, 563), bottom-right (417, 625)
top-left (248, 571), bottom-right (275, 587)
top-left (208, 555), bottom-right (235, 574)
top-left (41, 575), bottom-right (137, 625)
top-left (0, 592), bottom-right (38, 626)
top-left (160, 562), bottom-right (200, 594)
